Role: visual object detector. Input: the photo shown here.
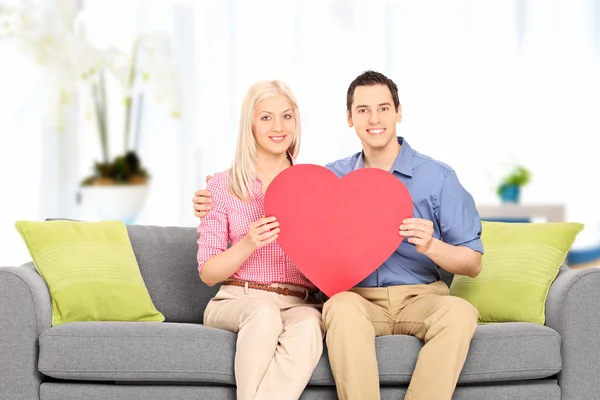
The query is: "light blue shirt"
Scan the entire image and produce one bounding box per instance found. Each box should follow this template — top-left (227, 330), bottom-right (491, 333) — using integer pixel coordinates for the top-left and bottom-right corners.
top-left (325, 137), bottom-right (483, 287)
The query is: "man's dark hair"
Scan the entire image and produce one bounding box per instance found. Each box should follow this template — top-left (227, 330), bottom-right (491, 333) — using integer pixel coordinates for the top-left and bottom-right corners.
top-left (346, 70), bottom-right (400, 113)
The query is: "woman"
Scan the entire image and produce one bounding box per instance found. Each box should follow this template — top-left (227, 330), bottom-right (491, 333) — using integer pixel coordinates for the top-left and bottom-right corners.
top-left (197, 80), bottom-right (323, 400)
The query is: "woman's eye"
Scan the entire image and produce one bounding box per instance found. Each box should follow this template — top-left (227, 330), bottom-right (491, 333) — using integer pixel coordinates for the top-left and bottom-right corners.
top-left (284, 114), bottom-right (292, 119)
top-left (261, 116), bottom-right (271, 121)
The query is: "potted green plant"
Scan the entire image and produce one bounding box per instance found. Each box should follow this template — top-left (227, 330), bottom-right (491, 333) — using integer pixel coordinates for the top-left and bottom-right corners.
top-left (496, 166), bottom-right (531, 203)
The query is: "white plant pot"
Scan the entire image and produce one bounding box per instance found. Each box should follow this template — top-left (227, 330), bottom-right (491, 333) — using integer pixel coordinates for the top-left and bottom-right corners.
top-left (80, 184), bottom-right (150, 225)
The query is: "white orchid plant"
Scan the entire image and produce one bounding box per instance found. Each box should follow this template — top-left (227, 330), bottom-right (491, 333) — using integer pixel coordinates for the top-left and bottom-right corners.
top-left (0, 0), bottom-right (181, 185)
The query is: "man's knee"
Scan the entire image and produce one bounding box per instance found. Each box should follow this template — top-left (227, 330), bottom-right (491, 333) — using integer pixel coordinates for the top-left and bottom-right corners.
top-left (442, 296), bottom-right (479, 333)
top-left (322, 291), bottom-right (367, 328)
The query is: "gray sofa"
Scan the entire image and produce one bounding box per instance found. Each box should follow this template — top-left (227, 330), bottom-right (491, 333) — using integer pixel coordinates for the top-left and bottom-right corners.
top-left (1, 224), bottom-right (600, 400)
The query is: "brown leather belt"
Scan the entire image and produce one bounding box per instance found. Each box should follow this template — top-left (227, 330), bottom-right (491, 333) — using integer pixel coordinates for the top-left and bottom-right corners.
top-left (221, 280), bottom-right (321, 303)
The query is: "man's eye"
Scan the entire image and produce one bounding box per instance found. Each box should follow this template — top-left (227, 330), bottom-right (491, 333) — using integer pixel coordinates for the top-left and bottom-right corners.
top-left (358, 109), bottom-right (366, 113)
top-left (380, 107), bottom-right (389, 112)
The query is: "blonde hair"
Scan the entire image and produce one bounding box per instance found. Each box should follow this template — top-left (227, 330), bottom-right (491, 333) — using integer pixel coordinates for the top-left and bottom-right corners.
top-left (229, 80), bottom-right (301, 202)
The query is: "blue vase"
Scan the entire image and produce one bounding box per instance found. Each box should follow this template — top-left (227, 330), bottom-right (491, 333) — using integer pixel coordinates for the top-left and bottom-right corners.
top-left (500, 184), bottom-right (520, 203)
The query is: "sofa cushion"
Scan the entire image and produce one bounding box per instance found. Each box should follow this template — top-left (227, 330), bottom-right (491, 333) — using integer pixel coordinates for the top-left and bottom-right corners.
top-left (311, 323), bottom-right (561, 385)
top-left (39, 381), bottom-right (562, 400)
top-left (450, 221), bottom-right (584, 325)
top-left (125, 225), bottom-right (220, 323)
top-left (39, 321), bottom-right (561, 385)
top-left (39, 322), bottom-right (237, 383)
top-left (14, 220), bottom-right (165, 326)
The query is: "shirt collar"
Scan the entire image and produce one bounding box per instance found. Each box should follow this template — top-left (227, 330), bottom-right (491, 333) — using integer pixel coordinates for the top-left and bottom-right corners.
top-left (353, 136), bottom-right (414, 177)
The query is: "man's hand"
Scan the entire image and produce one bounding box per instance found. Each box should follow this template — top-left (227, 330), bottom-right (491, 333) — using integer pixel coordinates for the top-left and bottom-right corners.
top-left (192, 175), bottom-right (213, 218)
top-left (401, 218), bottom-right (482, 278)
top-left (399, 218), bottom-right (435, 254)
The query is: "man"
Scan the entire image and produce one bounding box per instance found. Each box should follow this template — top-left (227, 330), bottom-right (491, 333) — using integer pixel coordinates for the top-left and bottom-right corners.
top-left (193, 71), bottom-right (483, 400)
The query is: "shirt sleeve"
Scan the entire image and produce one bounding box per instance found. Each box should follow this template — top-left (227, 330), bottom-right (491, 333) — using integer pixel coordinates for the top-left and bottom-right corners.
top-left (197, 173), bottom-right (230, 272)
top-left (436, 171), bottom-right (484, 254)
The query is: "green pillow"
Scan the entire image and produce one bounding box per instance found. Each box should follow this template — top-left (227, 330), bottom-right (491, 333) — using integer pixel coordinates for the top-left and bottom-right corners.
top-left (15, 220), bottom-right (164, 326)
top-left (449, 221), bottom-right (584, 325)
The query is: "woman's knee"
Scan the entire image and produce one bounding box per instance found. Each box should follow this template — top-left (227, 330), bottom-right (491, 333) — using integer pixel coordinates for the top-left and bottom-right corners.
top-left (287, 307), bottom-right (324, 337)
top-left (298, 315), bottom-right (325, 358)
top-left (241, 299), bottom-right (282, 333)
top-left (295, 314), bottom-right (325, 365)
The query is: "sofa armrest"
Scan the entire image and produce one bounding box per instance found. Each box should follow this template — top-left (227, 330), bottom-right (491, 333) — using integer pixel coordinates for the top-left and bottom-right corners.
top-left (545, 265), bottom-right (600, 400)
top-left (0, 262), bottom-right (52, 400)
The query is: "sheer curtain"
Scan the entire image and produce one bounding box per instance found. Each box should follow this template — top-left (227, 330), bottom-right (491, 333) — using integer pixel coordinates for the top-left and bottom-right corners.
top-left (0, 0), bottom-right (184, 265)
top-left (0, 46), bottom-right (45, 266)
top-left (2, 0), bottom-right (600, 266)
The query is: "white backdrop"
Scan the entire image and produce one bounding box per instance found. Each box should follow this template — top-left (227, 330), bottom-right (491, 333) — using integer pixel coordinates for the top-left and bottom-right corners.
top-left (2, 0), bottom-right (600, 266)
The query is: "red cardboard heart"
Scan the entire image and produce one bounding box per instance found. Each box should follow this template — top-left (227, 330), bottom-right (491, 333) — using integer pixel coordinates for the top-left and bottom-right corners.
top-left (264, 164), bottom-right (413, 297)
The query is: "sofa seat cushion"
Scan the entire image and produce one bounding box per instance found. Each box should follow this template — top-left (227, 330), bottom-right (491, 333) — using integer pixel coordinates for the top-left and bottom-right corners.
top-left (310, 322), bottom-right (562, 385)
top-left (39, 321), bottom-right (561, 385)
top-left (39, 322), bottom-right (238, 384)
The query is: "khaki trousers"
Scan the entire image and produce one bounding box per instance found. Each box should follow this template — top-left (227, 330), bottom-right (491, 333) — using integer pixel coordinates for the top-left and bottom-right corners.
top-left (204, 283), bottom-right (324, 400)
top-left (322, 281), bottom-right (478, 400)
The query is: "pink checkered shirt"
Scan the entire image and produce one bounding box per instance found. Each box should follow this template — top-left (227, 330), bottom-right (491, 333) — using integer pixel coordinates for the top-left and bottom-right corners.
top-left (197, 169), bottom-right (316, 290)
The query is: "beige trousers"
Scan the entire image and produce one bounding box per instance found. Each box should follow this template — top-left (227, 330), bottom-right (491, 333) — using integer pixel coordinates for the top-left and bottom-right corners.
top-left (322, 281), bottom-right (478, 400)
top-left (204, 283), bottom-right (324, 400)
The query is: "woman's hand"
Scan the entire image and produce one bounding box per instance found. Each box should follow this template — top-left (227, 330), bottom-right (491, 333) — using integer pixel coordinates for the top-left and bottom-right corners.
top-left (244, 216), bottom-right (280, 250)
